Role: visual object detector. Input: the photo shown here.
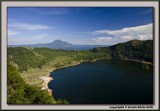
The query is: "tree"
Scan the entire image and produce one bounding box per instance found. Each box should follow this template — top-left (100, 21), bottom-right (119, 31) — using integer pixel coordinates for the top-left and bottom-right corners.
top-left (7, 63), bottom-right (56, 104)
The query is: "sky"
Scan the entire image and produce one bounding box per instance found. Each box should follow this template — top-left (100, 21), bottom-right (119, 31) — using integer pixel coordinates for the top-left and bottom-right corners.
top-left (8, 7), bottom-right (153, 45)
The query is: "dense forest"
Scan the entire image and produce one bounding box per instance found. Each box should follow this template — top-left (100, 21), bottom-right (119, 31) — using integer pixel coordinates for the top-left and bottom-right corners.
top-left (91, 40), bottom-right (153, 62)
top-left (7, 39), bottom-right (153, 104)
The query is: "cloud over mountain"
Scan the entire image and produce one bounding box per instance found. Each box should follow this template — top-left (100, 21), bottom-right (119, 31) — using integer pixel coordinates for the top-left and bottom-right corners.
top-left (92, 23), bottom-right (153, 44)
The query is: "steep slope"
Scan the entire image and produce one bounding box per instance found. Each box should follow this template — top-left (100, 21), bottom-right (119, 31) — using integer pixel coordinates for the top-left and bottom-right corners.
top-left (91, 40), bottom-right (153, 62)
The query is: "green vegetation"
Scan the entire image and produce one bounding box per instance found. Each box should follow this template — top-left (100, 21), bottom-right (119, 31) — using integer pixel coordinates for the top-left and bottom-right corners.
top-left (7, 47), bottom-right (110, 104)
top-left (8, 40), bottom-right (153, 74)
top-left (8, 63), bottom-right (71, 104)
top-left (8, 47), bottom-right (111, 72)
top-left (7, 39), bottom-right (153, 104)
top-left (7, 63), bottom-right (56, 104)
top-left (8, 47), bottom-right (111, 85)
top-left (56, 98), bottom-right (70, 104)
top-left (91, 40), bottom-right (153, 63)
top-left (7, 40), bottom-right (153, 85)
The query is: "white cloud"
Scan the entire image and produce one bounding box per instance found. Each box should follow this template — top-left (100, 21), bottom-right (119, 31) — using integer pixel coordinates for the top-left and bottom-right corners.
top-left (92, 23), bottom-right (153, 44)
top-left (92, 37), bottom-right (113, 42)
top-left (138, 34), bottom-right (152, 40)
top-left (8, 30), bottom-right (19, 36)
top-left (94, 23), bottom-right (152, 36)
top-left (9, 23), bottom-right (53, 31)
top-left (120, 35), bottom-right (133, 40)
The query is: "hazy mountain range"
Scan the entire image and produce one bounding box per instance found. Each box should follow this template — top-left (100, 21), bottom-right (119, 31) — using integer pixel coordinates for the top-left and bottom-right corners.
top-left (8, 40), bottom-right (109, 50)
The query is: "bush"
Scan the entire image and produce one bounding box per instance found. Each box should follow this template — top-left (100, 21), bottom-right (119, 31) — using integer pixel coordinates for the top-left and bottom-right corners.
top-left (7, 63), bottom-right (56, 104)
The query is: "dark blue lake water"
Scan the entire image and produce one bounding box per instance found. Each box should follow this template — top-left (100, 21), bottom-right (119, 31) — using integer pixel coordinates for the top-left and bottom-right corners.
top-left (48, 59), bottom-right (153, 104)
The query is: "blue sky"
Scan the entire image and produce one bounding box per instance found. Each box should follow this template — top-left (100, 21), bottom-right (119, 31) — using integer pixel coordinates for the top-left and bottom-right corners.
top-left (8, 7), bottom-right (153, 45)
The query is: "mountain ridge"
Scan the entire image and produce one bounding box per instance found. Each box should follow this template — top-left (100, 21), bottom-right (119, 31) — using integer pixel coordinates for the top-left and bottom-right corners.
top-left (91, 39), bottom-right (153, 62)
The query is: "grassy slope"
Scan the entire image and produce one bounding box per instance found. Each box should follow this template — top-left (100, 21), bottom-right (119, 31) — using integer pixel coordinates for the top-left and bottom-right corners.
top-left (8, 47), bottom-right (111, 86)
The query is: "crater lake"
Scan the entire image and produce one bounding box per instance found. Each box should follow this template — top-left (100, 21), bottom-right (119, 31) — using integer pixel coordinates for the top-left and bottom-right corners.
top-left (48, 59), bottom-right (153, 104)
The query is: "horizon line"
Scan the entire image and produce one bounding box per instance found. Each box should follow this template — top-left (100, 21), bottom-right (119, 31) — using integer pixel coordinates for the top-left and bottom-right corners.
top-left (8, 39), bottom-right (153, 46)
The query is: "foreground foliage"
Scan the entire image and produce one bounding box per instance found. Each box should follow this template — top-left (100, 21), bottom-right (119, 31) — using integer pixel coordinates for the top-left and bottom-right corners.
top-left (7, 63), bottom-right (56, 104)
top-left (7, 63), bottom-right (69, 104)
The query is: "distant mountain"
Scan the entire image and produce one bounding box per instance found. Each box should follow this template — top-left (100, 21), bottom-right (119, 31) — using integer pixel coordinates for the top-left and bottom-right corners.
top-left (91, 39), bottom-right (153, 62)
top-left (9, 40), bottom-right (73, 49)
top-left (32, 40), bottom-right (73, 49)
top-left (9, 40), bottom-right (109, 50)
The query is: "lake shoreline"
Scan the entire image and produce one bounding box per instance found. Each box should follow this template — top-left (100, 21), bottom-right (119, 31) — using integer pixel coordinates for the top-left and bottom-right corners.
top-left (46, 58), bottom-right (152, 96)
top-left (49, 57), bottom-right (153, 104)
top-left (20, 58), bottom-right (108, 96)
top-left (44, 58), bottom-right (107, 94)
top-left (21, 57), bottom-right (152, 98)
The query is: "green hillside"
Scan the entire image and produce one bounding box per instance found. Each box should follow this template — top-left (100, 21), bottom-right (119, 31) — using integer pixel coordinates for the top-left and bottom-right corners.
top-left (7, 63), bottom-right (56, 104)
top-left (8, 40), bottom-right (153, 73)
top-left (7, 39), bottom-right (153, 104)
top-left (91, 40), bottom-right (153, 63)
top-left (8, 47), bottom-right (111, 72)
